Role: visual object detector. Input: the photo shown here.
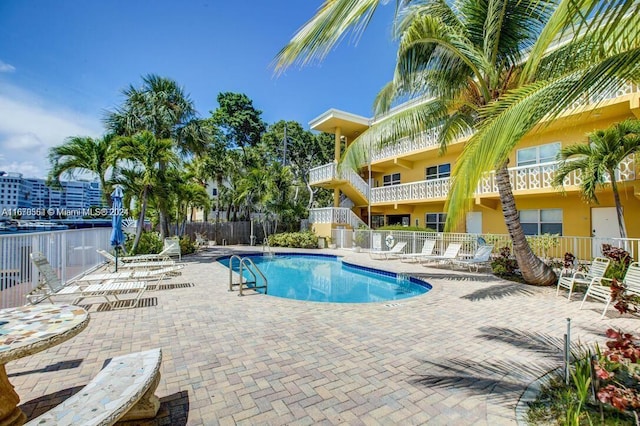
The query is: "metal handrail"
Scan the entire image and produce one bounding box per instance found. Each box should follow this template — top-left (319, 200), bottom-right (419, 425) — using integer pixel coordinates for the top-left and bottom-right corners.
top-left (262, 238), bottom-right (272, 253)
top-left (228, 255), bottom-right (243, 291)
top-left (238, 257), bottom-right (267, 296)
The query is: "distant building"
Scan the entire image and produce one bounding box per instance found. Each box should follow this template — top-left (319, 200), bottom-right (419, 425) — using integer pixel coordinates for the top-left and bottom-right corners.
top-left (0, 171), bottom-right (105, 219)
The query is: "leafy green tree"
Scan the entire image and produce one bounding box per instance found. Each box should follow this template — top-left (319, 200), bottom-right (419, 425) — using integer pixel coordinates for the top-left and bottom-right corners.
top-left (276, 0), bottom-right (640, 285)
top-left (553, 119), bottom-right (640, 239)
top-left (105, 74), bottom-right (208, 237)
top-left (114, 131), bottom-right (178, 252)
top-left (261, 121), bottom-right (334, 208)
top-left (210, 92), bottom-right (266, 160)
top-left (47, 134), bottom-right (116, 203)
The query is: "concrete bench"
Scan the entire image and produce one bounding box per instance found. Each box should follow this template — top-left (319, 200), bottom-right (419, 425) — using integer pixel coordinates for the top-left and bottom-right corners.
top-left (26, 348), bottom-right (162, 425)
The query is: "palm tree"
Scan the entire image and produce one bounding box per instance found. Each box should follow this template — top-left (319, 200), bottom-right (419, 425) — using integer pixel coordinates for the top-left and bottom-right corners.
top-left (553, 119), bottom-right (640, 239)
top-left (114, 131), bottom-right (178, 252)
top-left (276, 0), bottom-right (640, 285)
top-left (105, 74), bottom-right (208, 237)
top-left (47, 134), bottom-right (115, 203)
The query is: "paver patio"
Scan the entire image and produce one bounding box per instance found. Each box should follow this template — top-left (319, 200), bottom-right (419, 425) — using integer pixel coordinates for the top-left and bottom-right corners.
top-left (6, 247), bottom-right (638, 425)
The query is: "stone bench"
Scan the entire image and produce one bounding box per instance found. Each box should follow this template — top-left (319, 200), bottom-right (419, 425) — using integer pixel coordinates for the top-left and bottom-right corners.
top-left (26, 348), bottom-right (162, 425)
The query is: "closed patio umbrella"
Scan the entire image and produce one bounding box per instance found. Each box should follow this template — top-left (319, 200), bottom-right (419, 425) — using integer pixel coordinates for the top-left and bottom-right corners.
top-left (110, 185), bottom-right (125, 272)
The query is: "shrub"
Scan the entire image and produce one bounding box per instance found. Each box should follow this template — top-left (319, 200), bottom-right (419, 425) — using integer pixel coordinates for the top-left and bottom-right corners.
top-left (491, 246), bottom-right (519, 276)
top-left (601, 244), bottom-right (633, 281)
top-left (180, 236), bottom-right (197, 255)
top-left (268, 231), bottom-right (318, 249)
top-left (125, 231), bottom-right (163, 255)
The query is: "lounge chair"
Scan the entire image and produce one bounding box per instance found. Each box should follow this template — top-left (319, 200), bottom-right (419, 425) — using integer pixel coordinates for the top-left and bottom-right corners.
top-left (450, 245), bottom-right (494, 272)
top-left (556, 257), bottom-right (609, 300)
top-left (369, 241), bottom-right (407, 260)
top-left (76, 264), bottom-right (184, 287)
top-left (163, 237), bottom-right (182, 260)
top-left (580, 262), bottom-right (640, 318)
top-left (28, 252), bottom-right (146, 308)
top-left (399, 240), bottom-right (437, 262)
top-left (97, 248), bottom-right (173, 265)
top-left (420, 243), bottom-right (462, 266)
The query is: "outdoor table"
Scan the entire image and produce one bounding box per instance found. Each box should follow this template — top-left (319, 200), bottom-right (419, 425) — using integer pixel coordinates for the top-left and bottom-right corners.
top-left (0, 304), bottom-right (89, 426)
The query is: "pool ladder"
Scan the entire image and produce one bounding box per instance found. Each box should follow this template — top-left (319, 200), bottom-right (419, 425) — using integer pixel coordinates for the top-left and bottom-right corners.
top-left (228, 255), bottom-right (268, 296)
top-left (262, 238), bottom-right (275, 257)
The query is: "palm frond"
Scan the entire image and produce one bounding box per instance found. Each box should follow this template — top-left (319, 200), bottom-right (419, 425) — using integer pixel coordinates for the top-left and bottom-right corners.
top-left (274, 0), bottom-right (389, 71)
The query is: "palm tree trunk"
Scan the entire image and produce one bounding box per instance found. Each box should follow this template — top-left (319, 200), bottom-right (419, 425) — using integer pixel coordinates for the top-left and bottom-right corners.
top-left (132, 188), bottom-right (148, 253)
top-left (608, 171), bottom-right (628, 239)
top-left (495, 164), bottom-right (557, 286)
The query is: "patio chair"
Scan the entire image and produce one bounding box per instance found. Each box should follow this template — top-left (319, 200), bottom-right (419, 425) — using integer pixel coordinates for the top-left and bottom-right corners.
top-left (369, 241), bottom-right (407, 260)
top-left (580, 262), bottom-right (640, 319)
top-left (76, 264), bottom-right (184, 289)
top-left (450, 245), bottom-right (494, 272)
top-left (399, 239), bottom-right (437, 262)
top-left (195, 233), bottom-right (208, 248)
top-left (556, 257), bottom-right (610, 300)
top-left (420, 243), bottom-right (462, 266)
top-left (28, 252), bottom-right (147, 308)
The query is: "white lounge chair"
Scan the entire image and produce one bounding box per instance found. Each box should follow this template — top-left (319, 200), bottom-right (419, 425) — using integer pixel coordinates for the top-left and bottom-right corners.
top-left (420, 243), bottom-right (462, 266)
top-left (451, 245), bottom-right (494, 272)
top-left (399, 240), bottom-right (437, 262)
top-left (556, 257), bottom-right (609, 300)
top-left (97, 248), bottom-right (173, 265)
top-left (369, 241), bottom-right (407, 260)
top-left (28, 252), bottom-right (146, 308)
top-left (163, 237), bottom-right (182, 260)
top-left (580, 262), bottom-right (640, 318)
top-left (76, 264), bottom-right (184, 287)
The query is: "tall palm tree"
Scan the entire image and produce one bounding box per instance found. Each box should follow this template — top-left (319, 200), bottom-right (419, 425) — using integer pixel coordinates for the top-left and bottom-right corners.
top-left (105, 74), bottom-right (208, 237)
top-left (47, 134), bottom-right (116, 203)
top-left (276, 0), bottom-right (640, 285)
top-left (553, 119), bottom-right (640, 239)
top-left (114, 131), bottom-right (178, 252)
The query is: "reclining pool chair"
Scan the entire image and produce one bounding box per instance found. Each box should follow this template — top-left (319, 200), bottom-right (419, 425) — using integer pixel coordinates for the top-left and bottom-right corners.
top-left (399, 240), bottom-right (437, 262)
top-left (580, 261), bottom-right (640, 318)
top-left (369, 241), bottom-right (407, 260)
top-left (28, 252), bottom-right (146, 308)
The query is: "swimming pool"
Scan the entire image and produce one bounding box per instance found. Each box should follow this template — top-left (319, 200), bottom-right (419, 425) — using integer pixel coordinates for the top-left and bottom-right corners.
top-left (218, 254), bottom-right (431, 303)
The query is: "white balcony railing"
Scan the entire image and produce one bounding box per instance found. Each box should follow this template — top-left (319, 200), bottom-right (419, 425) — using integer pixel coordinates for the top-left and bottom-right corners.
top-left (477, 156), bottom-right (636, 196)
top-left (369, 156), bottom-right (636, 204)
top-left (367, 83), bottom-right (640, 164)
top-left (309, 162), bottom-right (370, 202)
top-left (309, 207), bottom-right (368, 229)
top-left (371, 177), bottom-right (451, 204)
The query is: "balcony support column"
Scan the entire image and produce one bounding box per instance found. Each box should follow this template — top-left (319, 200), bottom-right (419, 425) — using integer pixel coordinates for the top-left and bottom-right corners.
top-left (334, 127), bottom-right (342, 207)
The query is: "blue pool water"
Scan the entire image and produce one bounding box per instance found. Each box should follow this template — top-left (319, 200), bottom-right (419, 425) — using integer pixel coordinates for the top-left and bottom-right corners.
top-left (218, 254), bottom-right (431, 303)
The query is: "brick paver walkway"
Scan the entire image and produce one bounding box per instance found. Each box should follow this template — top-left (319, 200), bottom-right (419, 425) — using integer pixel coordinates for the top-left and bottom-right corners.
top-left (6, 247), bottom-right (638, 425)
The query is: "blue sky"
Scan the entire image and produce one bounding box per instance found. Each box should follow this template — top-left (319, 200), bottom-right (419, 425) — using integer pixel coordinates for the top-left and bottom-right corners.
top-left (0, 1), bottom-right (398, 178)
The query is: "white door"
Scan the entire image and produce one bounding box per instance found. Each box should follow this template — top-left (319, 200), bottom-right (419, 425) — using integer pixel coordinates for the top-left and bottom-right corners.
top-left (591, 207), bottom-right (620, 257)
top-left (466, 212), bottom-right (482, 234)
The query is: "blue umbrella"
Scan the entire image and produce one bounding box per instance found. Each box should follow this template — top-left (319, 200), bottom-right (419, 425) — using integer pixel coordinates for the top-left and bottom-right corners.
top-left (110, 185), bottom-right (125, 271)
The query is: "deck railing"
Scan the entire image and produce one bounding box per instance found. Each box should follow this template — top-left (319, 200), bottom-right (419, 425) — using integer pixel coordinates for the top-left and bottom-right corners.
top-left (309, 163), bottom-right (370, 202)
top-left (340, 229), bottom-right (640, 264)
top-left (309, 207), bottom-right (368, 230)
top-left (0, 228), bottom-right (112, 308)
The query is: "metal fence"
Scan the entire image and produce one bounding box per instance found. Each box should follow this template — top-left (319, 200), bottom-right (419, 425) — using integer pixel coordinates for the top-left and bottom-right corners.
top-left (0, 228), bottom-right (111, 309)
top-left (336, 229), bottom-right (640, 263)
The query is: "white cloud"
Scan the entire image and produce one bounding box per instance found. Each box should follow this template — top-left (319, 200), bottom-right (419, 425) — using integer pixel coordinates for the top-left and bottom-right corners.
top-left (0, 60), bottom-right (16, 73)
top-left (0, 83), bottom-right (102, 179)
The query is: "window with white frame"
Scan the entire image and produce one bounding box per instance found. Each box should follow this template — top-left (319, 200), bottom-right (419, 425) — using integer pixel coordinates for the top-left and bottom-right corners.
top-left (516, 142), bottom-right (561, 166)
top-left (382, 173), bottom-right (401, 186)
top-left (425, 163), bottom-right (451, 180)
top-left (425, 213), bottom-right (447, 232)
top-left (520, 209), bottom-right (563, 235)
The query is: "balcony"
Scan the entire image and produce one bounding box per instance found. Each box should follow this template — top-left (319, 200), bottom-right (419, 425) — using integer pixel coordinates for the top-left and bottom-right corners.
top-left (369, 156), bottom-right (636, 205)
top-left (309, 207), bottom-right (368, 229)
top-left (367, 82), bottom-right (640, 165)
top-left (309, 163), bottom-right (369, 205)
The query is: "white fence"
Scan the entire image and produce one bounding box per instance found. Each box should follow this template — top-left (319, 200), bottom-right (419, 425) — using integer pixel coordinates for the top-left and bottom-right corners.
top-left (335, 229), bottom-right (640, 263)
top-left (0, 228), bottom-right (112, 309)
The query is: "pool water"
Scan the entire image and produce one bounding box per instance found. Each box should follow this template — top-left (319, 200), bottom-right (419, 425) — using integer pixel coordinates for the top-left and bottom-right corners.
top-left (218, 254), bottom-right (430, 303)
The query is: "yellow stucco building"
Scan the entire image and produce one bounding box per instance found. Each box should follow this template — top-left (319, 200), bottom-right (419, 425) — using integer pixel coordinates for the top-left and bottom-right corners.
top-left (307, 84), bottom-right (640, 243)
